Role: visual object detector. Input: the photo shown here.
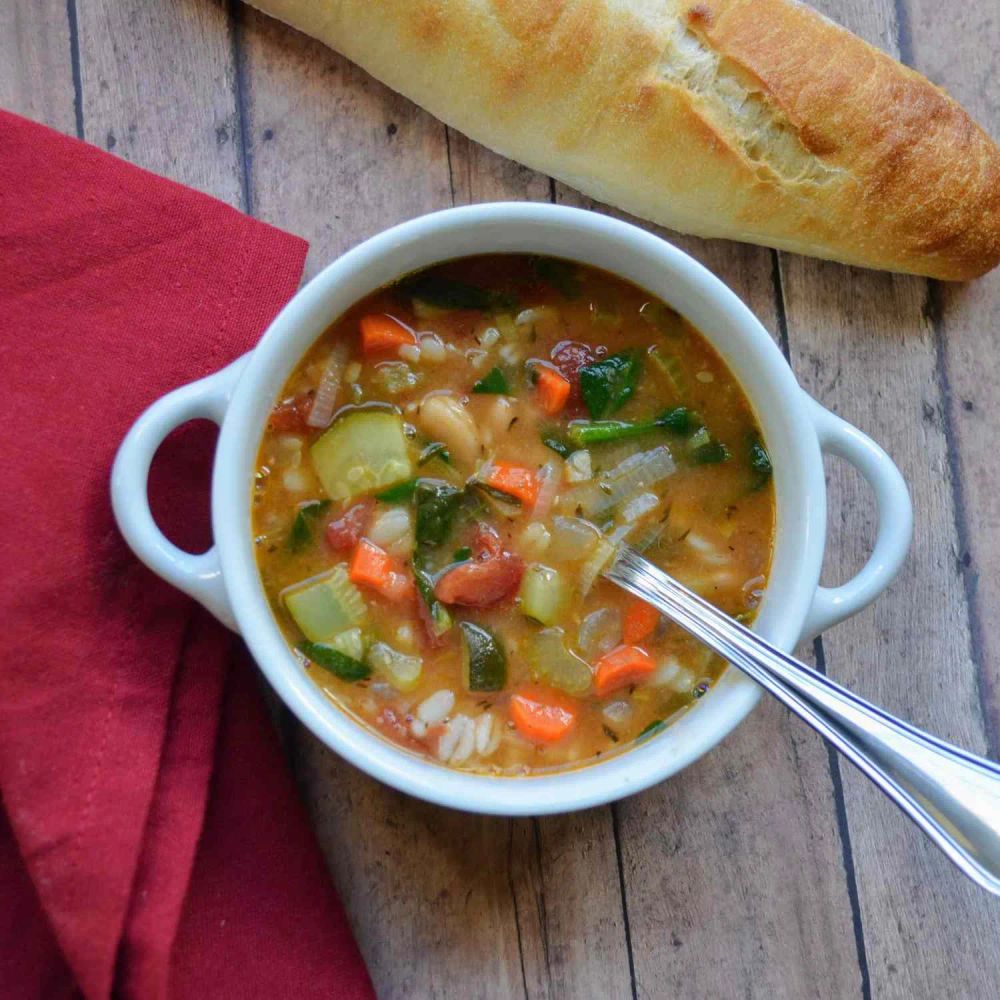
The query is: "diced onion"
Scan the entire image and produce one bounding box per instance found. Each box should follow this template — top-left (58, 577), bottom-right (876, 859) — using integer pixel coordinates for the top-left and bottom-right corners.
top-left (307, 342), bottom-right (349, 428)
top-left (578, 607), bottom-right (622, 659)
top-left (548, 516), bottom-right (600, 562)
top-left (619, 491), bottom-right (659, 524)
top-left (565, 450), bottom-right (592, 483)
top-left (590, 446), bottom-right (676, 518)
top-left (532, 461), bottom-right (560, 520)
top-left (578, 536), bottom-right (616, 596)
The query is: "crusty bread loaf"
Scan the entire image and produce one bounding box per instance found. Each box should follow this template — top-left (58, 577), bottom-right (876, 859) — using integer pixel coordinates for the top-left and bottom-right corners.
top-left (245, 0), bottom-right (1000, 280)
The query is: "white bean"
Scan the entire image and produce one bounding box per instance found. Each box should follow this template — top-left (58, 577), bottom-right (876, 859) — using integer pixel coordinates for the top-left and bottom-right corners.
top-left (368, 506), bottom-right (414, 558)
top-left (417, 689), bottom-right (455, 725)
top-left (419, 334), bottom-right (446, 363)
top-left (418, 394), bottom-right (481, 469)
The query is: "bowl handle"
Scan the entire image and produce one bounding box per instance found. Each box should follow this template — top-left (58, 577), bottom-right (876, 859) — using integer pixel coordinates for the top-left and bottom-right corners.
top-left (800, 394), bottom-right (913, 639)
top-left (110, 357), bottom-right (248, 631)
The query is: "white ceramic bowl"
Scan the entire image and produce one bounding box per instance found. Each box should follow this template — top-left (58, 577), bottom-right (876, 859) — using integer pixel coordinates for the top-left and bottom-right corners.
top-left (111, 203), bottom-right (912, 815)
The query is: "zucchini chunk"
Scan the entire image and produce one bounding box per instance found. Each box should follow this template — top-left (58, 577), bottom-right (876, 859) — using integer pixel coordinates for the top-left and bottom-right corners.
top-left (310, 408), bottom-right (413, 501)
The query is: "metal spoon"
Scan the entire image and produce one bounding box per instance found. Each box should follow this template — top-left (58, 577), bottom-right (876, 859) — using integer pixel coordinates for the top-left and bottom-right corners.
top-left (604, 544), bottom-right (1000, 897)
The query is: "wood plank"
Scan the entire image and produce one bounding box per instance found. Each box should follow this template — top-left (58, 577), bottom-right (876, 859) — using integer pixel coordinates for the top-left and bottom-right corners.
top-left (900, 0), bottom-right (1000, 752)
top-left (779, 3), bottom-right (1000, 996)
top-left (75, 0), bottom-right (243, 205)
top-left (236, 8), bottom-right (452, 280)
top-left (237, 11), bottom-right (637, 994)
top-left (0, 0), bottom-right (76, 135)
top-left (553, 189), bottom-right (864, 998)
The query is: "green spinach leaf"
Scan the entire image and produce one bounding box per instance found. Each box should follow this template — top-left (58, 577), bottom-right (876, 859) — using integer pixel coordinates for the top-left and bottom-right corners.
top-left (579, 350), bottom-right (643, 419)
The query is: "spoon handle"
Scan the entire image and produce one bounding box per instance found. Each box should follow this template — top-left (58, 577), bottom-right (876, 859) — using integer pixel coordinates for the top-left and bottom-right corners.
top-left (606, 545), bottom-right (1000, 896)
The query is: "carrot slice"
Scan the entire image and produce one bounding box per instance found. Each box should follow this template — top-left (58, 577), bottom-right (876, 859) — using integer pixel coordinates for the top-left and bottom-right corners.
top-left (593, 644), bottom-right (656, 698)
top-left (509, 685), bottom-right (578, 743)
top-left (360, 313), bottom-right (417, 355)
top-left (535, 366), bottom-right (571, 415)
top-left (483, 461), bottom-right (539, 505)
top-left (622, 597), bottom-right (660, 645)
top-left (349, 538), bottom-right (413, 601)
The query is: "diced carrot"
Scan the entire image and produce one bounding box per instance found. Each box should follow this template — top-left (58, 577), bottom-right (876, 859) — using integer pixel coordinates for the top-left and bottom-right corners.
top-left (349, 538), bottom-right (414, 601)
top-left (622, 597), bottom-right (660, 645)
top-left (593, 644), bottom-right (656, 698)
top-left (484, 461), bottom-right (539, 506)
top-left (535, 366), bottom-right (571, 415)
top-left (360, 313), bottom-right (417, 355)
top-left (509, 685), bottom-right (579, 744)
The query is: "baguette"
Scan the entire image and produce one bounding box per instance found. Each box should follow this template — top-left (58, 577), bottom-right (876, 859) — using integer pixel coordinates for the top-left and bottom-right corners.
top-left (245, 0), bottom-right (1000, 280)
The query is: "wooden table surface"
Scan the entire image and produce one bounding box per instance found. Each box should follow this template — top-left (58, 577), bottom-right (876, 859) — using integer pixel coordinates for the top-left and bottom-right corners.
top-left (5, 1), bottom-right (1000, 996)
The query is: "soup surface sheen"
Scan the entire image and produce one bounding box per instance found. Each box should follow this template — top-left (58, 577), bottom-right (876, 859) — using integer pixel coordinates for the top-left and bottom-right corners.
top-left (253, 255), bottom-right (774, 774)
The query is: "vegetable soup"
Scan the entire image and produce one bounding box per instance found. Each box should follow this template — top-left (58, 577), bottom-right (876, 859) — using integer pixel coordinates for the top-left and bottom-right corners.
top-left (252, 255), bottom-right (774, 774)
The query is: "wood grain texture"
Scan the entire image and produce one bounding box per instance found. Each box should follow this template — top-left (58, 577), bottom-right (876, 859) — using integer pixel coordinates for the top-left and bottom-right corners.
top-left (74, 0), bottom-right (243, 205)
top-left (5, 0), bottom-right (1000, 997)
top-left (0, 0), bottom-right (76, 136)
top-left (779, 4), bottom-right (1000, 998)
top-left (900, 0), bottom-right (1000, 753)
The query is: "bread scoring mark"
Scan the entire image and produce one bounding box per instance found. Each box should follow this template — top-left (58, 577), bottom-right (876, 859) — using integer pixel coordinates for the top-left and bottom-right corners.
top-left (658, 17), bottom-right (842, 187)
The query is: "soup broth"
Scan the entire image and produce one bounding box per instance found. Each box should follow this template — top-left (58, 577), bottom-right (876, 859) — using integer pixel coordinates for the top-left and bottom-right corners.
top-left (252, 255), bottom-right (774, 774)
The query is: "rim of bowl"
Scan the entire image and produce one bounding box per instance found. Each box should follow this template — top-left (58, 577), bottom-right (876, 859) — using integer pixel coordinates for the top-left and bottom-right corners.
top-left (214, 203), bottom-right (826, 815)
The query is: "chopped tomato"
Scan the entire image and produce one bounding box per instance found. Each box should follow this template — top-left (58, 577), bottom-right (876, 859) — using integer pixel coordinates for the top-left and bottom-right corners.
top-left (349, 538), bottom-right (414, 601)
top-left (509, 685), bottom-right (578, 743)
top-left (267, 394), bottom-right (313, 432)
top-left (472, 522), bottom-right (502, 559)
top-left (325, 499), bottom-right (374, 551)
top-left (435, 552), bottom-right (524, 607)
top-left (535, 365), bottom-right (571, 415)
top-left (593, 645), bottom-right (656, 698)
top-left (622, 597), bottom-right (660, 645)
top-left (360, 313), bottom-right (417, 355)
top-left (551, 340), bottom-right (599, 409)
top-left (483, 462), bottom-right (539, 506)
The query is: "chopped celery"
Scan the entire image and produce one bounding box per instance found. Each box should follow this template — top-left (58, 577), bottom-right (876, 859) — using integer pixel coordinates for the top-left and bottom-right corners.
top-left (281, 565), bottom-right (367, 641)
top-left (298, 640), bottom-right (370, 682)
top-left (310, 408), bottom-right (412, 501)
top-left (518, 564), bottom-right (570, 626)
top-left (329, 627), bottom-right (366, 662)
top-left (460, 622), bottom-right (507, 692)
top-left (524, 628), bottom-right (592, 696)
top-left (368, 641), bottom-right (423, 692)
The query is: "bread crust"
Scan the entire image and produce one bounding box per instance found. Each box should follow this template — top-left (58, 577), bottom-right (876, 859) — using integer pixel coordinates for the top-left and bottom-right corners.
top-left (247, 0), bottom-right (1000, 280)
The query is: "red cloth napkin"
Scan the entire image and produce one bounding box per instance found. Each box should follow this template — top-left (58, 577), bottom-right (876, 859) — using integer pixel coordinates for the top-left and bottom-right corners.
top-left (0, 110), bottom-right (375, 1000)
